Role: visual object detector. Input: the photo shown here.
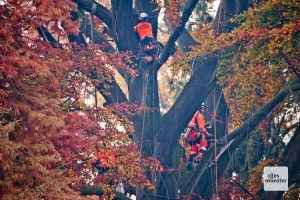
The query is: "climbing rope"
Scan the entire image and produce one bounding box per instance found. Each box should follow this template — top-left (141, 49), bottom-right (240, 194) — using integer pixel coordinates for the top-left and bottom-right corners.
top-left (134, 2), bottom-right (160, 197)
top-left (90, 3), bottom-right (96, 44)
top-left (213, 0), bottom-right (224, 197)
top-left (225, 104), bottom-right (231, 158)
top-left (115, 71), bottom-right (119, 103)
top-left (216, 0), bottom-right (223, 35)
top-left (90, 3), bottom-right (98, 108)
top-left (213, 88), bottom-right (218, 200)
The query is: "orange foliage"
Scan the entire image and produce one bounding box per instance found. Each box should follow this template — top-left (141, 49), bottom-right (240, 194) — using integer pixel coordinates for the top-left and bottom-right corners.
top-left (190, 0), bottom-right (299, 128)
top-left (164, 0), bottom-right (182, 26)
top-left (246, 159), bottom-right (276, 197)
top-left (0, 1), bottom-right (158, 199)
top-left (219, 177), bottom-right (252, 200)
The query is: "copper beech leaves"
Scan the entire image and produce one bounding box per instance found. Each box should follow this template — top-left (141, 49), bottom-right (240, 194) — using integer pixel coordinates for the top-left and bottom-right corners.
top-left (190, 0), bottom-right (299, 129)
top-left (0, 0), bottom-right (158, 199)
top-left (246, 159), bottom-right (276, 198)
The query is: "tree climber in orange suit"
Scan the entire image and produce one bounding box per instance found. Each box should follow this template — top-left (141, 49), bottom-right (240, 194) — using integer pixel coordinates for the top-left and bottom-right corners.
top-left (134, 12), bottom-right (159, 68)
top-left (183, 103), bottom-right (212, 170)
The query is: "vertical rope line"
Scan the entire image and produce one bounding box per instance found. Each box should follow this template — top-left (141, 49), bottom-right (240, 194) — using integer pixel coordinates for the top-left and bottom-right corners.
top-left (152, 66), bottom-right (155, 138)
top-left (137, 68), bottom-right (149, 197)
top-left (151, 64), bottom-right (157, 191)
top-left (214, 1), bottom-right (224, 196)
top-left (140, 110), bottom-right (146, 154)
top-left (90, 6), bottom-right (97, 109)
top-left (216, 0), bottom-right (223, 35)
top-left (213, 88), bottom-right (218, 200)
top-left (38, 27), bottom-right (49, 43)
top-left (225, 104), bottom-right (231, 158)
top-left (207, 167), bottom-right (215, 197)
top-left (90, 11), bottom-right (94, 46)
top-left (115, 71), bottom-right (119, 103)
top-left (140, 70), bottom-right (149, 153)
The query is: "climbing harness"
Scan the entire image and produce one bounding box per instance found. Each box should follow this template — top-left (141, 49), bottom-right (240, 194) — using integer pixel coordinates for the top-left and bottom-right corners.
top-left (140, 37), bottom-right (157, 52)
top-left (139, 37), bottom-right (160, 65)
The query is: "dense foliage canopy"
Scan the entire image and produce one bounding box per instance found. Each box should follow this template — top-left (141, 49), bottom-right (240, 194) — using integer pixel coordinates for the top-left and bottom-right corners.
top-left (0, 0), bottom-right (299, 199)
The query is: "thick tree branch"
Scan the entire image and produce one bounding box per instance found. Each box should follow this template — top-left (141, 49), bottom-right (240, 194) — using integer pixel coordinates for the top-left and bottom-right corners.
top-left (259, 126), bottom-right (300, 200)
top-left (74, 0), bottom-right (113, 30)
top-left (159, 0), bottom-right (246, 192)
top-left (226, 81), bottom-right (300, 142)
top-left (97, 81), bottom-right (128, 105)
top-left (79, 20), bottom-right (130, 80)
top-left (163, 11), bottom-right (198, 52)
top-left (157, 0), bottom-right (252, 198)
top-left (157, 57), bottom-right (218, 198)
top-left (37, 20), bottom-right (127, 105)
top-left (283, 54), bottom-right (300, 78)
top-left (281, 122), bottom-right (299, 136)
top-left (80, 185), bottom-right (130, 200)
top-left (157, 0), bottom-right (231, 151)
top-left (37, 26), bottom-right (59, 48)
top-left (79, 22), bottom-right (115, 53)
top-left (111, 0), bottom-right (137, 52)
top-left (72, 18), bottom-right (128, 104)
top-left (175, 28), bottom-right (198, 52)
top-left (158, 57), bottom-right (218, 162)
top-left (154, 0), bottom-right (200, 70)
top-left (182, 80), bottom-right (300, 198)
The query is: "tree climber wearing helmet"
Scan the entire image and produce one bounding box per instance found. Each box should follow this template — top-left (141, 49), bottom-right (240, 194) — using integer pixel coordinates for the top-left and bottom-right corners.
top-left (134, 13), bottom-right (153, 42)
top-left (183, 103), bottom-right (212, 170)
top-left (134, 12), bottom-right (159, 68)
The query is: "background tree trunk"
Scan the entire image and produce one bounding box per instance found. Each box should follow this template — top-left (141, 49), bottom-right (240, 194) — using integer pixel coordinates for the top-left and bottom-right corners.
top-left (259, 126), bottom-right (300, 200)
top-left (74, 0), bottom-right (299, 199)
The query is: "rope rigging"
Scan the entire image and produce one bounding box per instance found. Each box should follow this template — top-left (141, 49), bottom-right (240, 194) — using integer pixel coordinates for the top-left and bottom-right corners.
top-left (81, 0), bottom-right (296, 199)
top-left (89, 3), bottom-right (98, 109)
top-left (87, 0), bottom-right (228, 198)
top-left (138, 0), bottom-right (227, 198)
top-left (213, 0), bottom-right (223, 198)
top-left (213, 88), bottom-right (218, 200)
top-left (79, 1), bottom-right (231, 199)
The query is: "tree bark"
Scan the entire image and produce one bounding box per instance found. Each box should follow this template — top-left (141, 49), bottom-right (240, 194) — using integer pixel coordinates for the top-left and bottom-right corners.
top-left (156, 57), bottom-right (218, 199)
top-left (259, 125), bottom-right (300, 200)
top-left (111, 0), bottom-right (137, 53)
top-left (71, 1), bottom-right (269, 199)
top-left (79, 22), bottom-right (115, 52)
top-left (181, 80), bottom-right (300, 198)
top-left (80, 185), bottom-right (130, 200)
top-left (154, 0), bottom-right (200, 70)
top-left (158, 57), bottom-right (217, 162)
top-left (73, 0), bottom-right (113, 30)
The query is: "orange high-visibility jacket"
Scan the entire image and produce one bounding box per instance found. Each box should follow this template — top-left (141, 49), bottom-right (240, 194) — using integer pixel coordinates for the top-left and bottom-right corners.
top-left (188, 111), bottom-right (209, 136)
top-left (134, 21), bottom-right (153, 41)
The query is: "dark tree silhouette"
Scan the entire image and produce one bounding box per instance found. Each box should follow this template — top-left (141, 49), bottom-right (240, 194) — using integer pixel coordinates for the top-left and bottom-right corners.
top-left (66, 0), bottom-right (299, 199)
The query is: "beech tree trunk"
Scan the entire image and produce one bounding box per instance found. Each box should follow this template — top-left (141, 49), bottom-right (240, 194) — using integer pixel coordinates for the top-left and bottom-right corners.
top-left (73, 1), bottom-right (300, 200)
